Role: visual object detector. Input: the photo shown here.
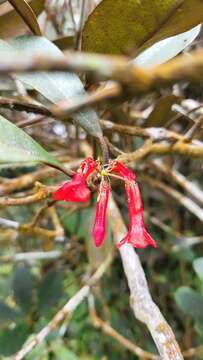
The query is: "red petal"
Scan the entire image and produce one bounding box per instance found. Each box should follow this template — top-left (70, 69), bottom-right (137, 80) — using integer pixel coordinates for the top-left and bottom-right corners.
top-left (92, 179), bottom-right (110, 247)
top-left (116, 180), bottom-right (157, 249)
top-left (109, 160), bottom-right (136, 181)
top-left (79, 157), bottom-right (97, 178)
top-left (52, 175), bottom-right (90, 203)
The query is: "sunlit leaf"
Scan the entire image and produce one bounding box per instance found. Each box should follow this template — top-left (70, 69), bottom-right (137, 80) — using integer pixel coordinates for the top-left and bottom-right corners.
top-left (8, 0), bottom-right (42, 35)
top-left (82, 0), bottom-right (203, 56)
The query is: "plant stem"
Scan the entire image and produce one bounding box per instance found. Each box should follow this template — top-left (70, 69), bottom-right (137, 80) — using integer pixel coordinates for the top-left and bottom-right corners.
top-left (98, 136), bottom-right (109, 164)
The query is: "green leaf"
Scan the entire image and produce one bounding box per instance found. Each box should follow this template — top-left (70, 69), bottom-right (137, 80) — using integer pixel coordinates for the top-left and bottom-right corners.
top-left (37, 269), bottom-right (64, 315)
top-left (12, 263), bottom-right (33, 313)
top-left (0, 0), bottom-right (44, 39)
top-left (52, 341), bottom-right (79, 360)
top-left (146, 94), bottom-right (181, 127)
top-left (0, 114), bottom-right (63, 168)
top-left (0, 324), bottom-right (28, 356)
top-left (193, 257), bottom-right (203, 282)
top-left (133, 25), bottom-right (201, 68)
top-left (174, 286), bottom-right (203, 321)
top-left (0, 301), bottom-right (19, 326)
top-left (82, 0), bottom-right (203, 56)
top-left (195, 320), bottom-right (203, 337)
top-left (8, 0), bottom-right (42, 35)
top-left (0, 35), bottom-right (102, 138)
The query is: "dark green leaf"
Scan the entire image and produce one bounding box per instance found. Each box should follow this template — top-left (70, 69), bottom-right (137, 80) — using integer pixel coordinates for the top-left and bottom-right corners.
top-left (146, 95), bottom-right (181, 127)
top-left (53, 35), bottom-right (75, 50)
top-left (0, 324), bottom-right (28, 356)
top-left (175, 286), bottom-right (203, 321)
top-left (8, 0), bottom-right (41, 35)
top-left (37, 269), bottom-right (64, 314)
top-left (0, 114), bottom-right (63, 168)
top-left (0, 301), bottom-right (19, 326)
top-left (12, 263), bottom-right (33, 313)
top-left (82, 0), bottom-right (203, 56)
top-left (0, 0), bottom-right (44, 39)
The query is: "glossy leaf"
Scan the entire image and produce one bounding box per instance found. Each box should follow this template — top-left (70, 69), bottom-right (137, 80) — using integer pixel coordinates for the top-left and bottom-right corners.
top-left (5, 36), bottom-right (102, 138)
top-left (133, 25), bottom-right (201, 68)
top-left (175, 286), bottom-right (203, 321)
top-left (0, 0), bottom-right (44, 39)
top-left (8, 0), bottom-right (42, 35)
top-left (193, 257), bottom-right (203, 282)
top-left (82, 0), bottom-right (203, 56)
top-left (0, 114), bottom-right (63, 168)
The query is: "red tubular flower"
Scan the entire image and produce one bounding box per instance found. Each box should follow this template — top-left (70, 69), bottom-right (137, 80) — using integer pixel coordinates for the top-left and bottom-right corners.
top-left (109, 160), bottom-right (135, 181)
top-left (53, 157), bottom-right (97, 202)
top-left (117, 180), bottom-right (157, 249)
top-left (92, 178), bottom-right (110, 247)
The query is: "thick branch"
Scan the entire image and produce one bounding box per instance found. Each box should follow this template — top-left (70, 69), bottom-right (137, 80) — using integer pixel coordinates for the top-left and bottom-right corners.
top-left (0, 48), bottom-right (203, 93)
top-left (117, 141), bottom-right (203, 162)
top-left (107, 194), bottom-right (183, 360)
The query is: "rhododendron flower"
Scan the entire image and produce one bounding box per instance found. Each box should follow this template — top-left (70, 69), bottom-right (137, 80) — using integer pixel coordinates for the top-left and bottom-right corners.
top-left (92, 178), bottom-right (110, 247)
top-left (53, 157), bottom-right (97, 202)
top-left (116, 180), bottom-right (157, 249)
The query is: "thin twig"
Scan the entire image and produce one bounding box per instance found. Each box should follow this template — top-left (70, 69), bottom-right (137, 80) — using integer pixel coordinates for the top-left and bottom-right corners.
top-left (13, 254), bottom-right (112, 360)
top-left (88, 294), bottom-right (159, 359)
top-left (148, 159), bottom-right (203, 206)
top-left (140, 174), bottom-right (203, 223)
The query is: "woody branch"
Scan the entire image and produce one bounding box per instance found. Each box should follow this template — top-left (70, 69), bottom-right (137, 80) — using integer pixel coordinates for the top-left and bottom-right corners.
top-left (107, 194), bottom-right (183, 360)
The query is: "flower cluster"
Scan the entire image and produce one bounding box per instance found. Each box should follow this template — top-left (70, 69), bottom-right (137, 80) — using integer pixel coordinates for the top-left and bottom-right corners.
top-left (53, 157), bottom-right (157, 249)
